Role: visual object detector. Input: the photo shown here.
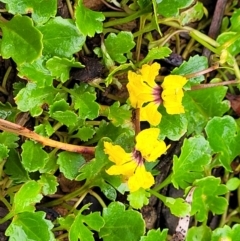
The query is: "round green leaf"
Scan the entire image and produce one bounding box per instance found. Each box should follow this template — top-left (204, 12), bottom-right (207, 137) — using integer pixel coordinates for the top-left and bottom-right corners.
top-left (1, 15), bottom-right (42, 64)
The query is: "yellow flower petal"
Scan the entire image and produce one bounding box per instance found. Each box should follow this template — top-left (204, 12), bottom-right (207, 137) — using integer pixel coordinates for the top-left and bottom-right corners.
top-left (106, 160), bottom-right (137, 177)
top-left (140, 102), bottom-right (162, 126)
top-left (140, 63), bottom-right (161, 88)
top-left (127, 71), bottom-right (154, 108)
top-left (163, 102), bottom-right (185, 114)
top-left (161, 75), bottom-right (187, 89)
top-left (135, 128), bottom-right (168, 161)
top-left (104, 142), bottom-right (131, 165)
top-left (128, 165), bottom-right (154, 192)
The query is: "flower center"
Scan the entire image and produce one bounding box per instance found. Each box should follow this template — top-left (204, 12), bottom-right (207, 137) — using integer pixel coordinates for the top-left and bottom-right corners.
top-left (152, 85), bottom-right (163, 104)
top-left (132, 149), bottom-right (144, 165)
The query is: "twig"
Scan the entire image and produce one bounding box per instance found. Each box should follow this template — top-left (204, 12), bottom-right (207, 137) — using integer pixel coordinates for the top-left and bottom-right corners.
top-left (0, 118), bottom-right (95, 154)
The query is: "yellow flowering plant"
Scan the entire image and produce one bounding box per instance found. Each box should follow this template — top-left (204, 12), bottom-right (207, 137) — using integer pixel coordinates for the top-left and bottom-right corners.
top-left (104, 128), bottom-right (168, 192)
top-left (127, 63), bottom-right (187, 126)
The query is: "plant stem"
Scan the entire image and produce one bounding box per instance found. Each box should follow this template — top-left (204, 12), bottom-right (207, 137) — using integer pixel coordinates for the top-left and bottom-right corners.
top-left (0, 119), bottom-right (95, 155)
top-left (153, 173), bottom-right (173, 191)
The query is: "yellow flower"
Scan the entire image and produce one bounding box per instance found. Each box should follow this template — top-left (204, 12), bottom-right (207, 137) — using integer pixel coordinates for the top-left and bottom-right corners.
top-left (127, 63), bottom-right (187, 125)
top-left (104, 128), bottom-right (168, 192)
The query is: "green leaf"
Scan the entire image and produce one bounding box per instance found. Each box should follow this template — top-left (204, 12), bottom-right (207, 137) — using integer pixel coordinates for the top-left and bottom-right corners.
top-left (15, 82), bottom-right (58, 116)
top-left (217, 32), bottom-right (240, 56)
top-left (99, 202), bottom-right (145, 241)
top-left (211, 224), bottom-right (240, 241)
top-left (186, 225), bottom-right (212, 241)
top-left (140, 229), bottom-right (168, 241)
top-left (0, 102), bottom-right (20, 122)
top-left (158, 105), bottom-right (187, 141)
top-left (0, 144), bottom-right (9, 161)
top-left (139, 47), bottom-right (171, 66)
top-left (191, 176), bottom-right (228, 222)
top-left (6, 211), bottom-right (55, 241)
top-left (108, 102), bottom-right (132, 127)
top-left (13, 180), bottom-right (42, 213)
top-left (171, 55), bottom-right (208, 86)
top-left (21, 140), bottom-right (49, 172)
top-left (49, 99), bottom-right (78, 127)
top-left (1, 15), bottom-right (42, 65)
top-left (72, 126), bottom-right (95, 142)
top-left (71, 83), bottom-right (100, 120)
top-left (183, 86), bottom-right (229, 135)
top-left (230, 8), bottom-right (240, 31)
top-left (226, 177), bottom-right (240, 191)
top-left (0, 132), bottom-right (19, 148)
top-left (75, 0), bottom-right (105, 37)
top-left (18, 57), bottom-right (53, 87)
top-left (1, 0), bottom-right (57, 24)
top-left (104, 31), bottom-right (135, 64)
top-left (38, 173), bottom-right (58, 195)
top-left (164, 197), bottom-right (191, 217)
top-left (4, 149), bottom-right (30, 183)
top-left (171, 135), bottom-right (212, 189)
top-left (205, 116), bottom-right (240, 171)
top-left (69, 209), bottom-right (104, 241)
top-left (127, 188), bottom-right (150, 209)
top-left (46, 57), bottom-right (84, 83)
top-left (156, 0), bottom-right (194, 17)
top-left (37, 17), bottom-right (85, 58)
top-left (57, 151), bottom-right (85, 180)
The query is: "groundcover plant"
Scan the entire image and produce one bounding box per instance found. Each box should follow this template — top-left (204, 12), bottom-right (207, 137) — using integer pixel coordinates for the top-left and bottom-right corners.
top-left (0, 0), bottom-right (240, 240)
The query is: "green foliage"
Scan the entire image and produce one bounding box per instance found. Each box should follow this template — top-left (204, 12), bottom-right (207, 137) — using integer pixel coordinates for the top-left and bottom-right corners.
top-left (140, 229), bottom-right (168, 241)
top-left (99, 202), bottom-right (145, 241)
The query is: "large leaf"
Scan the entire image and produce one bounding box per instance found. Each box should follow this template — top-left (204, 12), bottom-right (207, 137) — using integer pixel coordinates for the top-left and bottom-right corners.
top-left (171, 135), bottom-right (212, 189)
top-left (6, 211), bottom-right (55, 241)
top-left (183, 86), bottom-right (229, 134)
top-left (37, 17), bottom-right (85, 58)
top-left (1, 0), bottom-right (57, 24)
top-left (205, 116), bottom-right (240, 171)
top-left (0, 15), bottom-right (42, 65)
top-left (99, 202), bottom-right (145, 241)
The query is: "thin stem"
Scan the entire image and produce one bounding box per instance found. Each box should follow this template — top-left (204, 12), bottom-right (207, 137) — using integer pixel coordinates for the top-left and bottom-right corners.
top-left (0, 119), bottom-right (95, 155)
top-left (89, 189), bottom-right (107, 208)
top-left (191, 80), bottom-right (240, 90)
top-left (153, 173), bottom-right (173, 191)
top-left (66, 0), bottom-right (74, 19)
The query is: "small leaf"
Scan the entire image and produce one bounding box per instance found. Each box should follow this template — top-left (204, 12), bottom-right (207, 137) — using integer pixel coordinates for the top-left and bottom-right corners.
top-left (0, 132), bottom-right (19, 148)
top-left (75, 0), bottom-right (105, 37)
top-left (156, 0), bottom-right (194, 17)
top-left (104, 31), bottom-right (135, 64)
top-left (211, 224), bottom-right (240, 241)
top-left (72, 126), bottom-right (95, 142)
top-left (37, 17), bottom-right (85, 58)
top-left (69, 210), bottom-right (104, 241)
top-left (191, 176), bottom-right (228, 222)
top-left (230, 8), bottom-right (240, 31)
top-left (57, 152), bottom-right (85, 180)
top-left (4, 149), bottom-right (30, 183)
top-left (164, 197), bottom-right (191, 217)
top-left (18, 57), bottom-right (53, 87)
top-left (21, 140), bottom-right (49, 172)
top-left (171, 135), bottom-right (212, 189)
top-left (183, 86), bottom-right (229, 135)
top-left (0, 144), bottom-right (9, 161)
top-left (46, 57), bottom-right (84, 83)
top-left (6, 211), bottom-right (55, 241)
top-left (205, 116), bottom-right (240, 171)
top-left (99, 202), bottom-right (145, 241)
top-left (139, 47), bottom-right (171, 66)
top-left (226, 177), bottom-right (240, 191)
top-left (140, 229), bottom-right (168, 241)
top-left (1, 15), bottom-right (42, 64)
top-left (38, 173), bottom-right (58, 195)
top-left (0, 102), bottom-right (20, 122)
top-left (15, 82), bottom-right (58, 116)
top-left (186, 225), bottom-right (212, 241)
top-left (1, 0), bottom-right (57, 24)
top-left (13, 180), bottom-right (42, 213)
top-left (108, 102), bottom-right (132, 127)
top-left (49, 99), bottom-right (78, 127)
top-left (158, 105), bottom-right (187, 141)
top-left (127, 188), bottom-right (150, 209)
top-left (71, 83), bottom-right (100, 120)
top-left (171, 55), bottom-right (208, 85)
